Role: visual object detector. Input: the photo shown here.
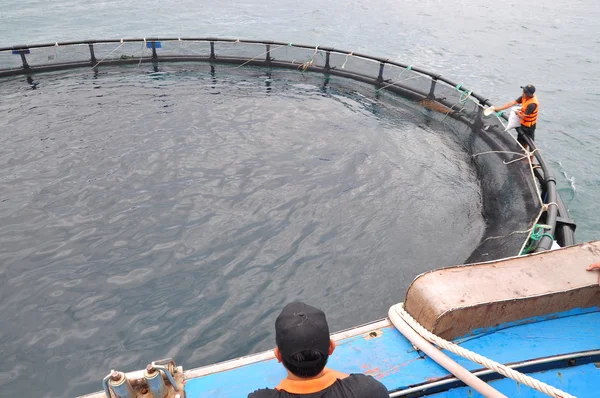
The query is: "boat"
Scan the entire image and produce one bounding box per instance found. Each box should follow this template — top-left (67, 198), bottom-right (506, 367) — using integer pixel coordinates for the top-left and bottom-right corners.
top-left (78, 241), bottom-right (599, 398)
top-left (1, 38), bottom-right (591, 397)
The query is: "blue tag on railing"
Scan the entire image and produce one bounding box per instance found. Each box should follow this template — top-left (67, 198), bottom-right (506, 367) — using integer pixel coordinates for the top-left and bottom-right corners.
top-left (146, 42), bottom-right (162, 49)
top-left (12, 49), bottom-right (30, 54)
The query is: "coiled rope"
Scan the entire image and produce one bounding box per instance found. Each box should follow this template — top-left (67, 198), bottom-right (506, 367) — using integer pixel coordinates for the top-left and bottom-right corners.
top-left (390, 303), bottom-right (576, 398)
top-left (521, 224), bottom-right (554, 254)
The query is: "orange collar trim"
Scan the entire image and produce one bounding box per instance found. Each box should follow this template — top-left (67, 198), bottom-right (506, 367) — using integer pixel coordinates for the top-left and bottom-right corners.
top-left (276, 369), bottom-right (349, 394)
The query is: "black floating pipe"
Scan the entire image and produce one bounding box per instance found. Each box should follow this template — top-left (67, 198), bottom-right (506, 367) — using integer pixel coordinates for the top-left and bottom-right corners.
top-left (555, 196), bottom-right (576, 246)
top-left (522, 135), bottom-right (558, 252)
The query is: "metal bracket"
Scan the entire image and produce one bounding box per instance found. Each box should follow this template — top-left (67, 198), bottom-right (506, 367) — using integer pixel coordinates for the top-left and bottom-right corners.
top-left (151, 358), bottom-right (180, 391)
top-left (102, 370), bottom-right (114, 398)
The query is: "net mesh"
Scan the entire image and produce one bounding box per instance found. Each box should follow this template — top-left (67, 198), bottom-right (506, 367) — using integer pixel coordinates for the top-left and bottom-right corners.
top-left (160, 40), bottom-right (210, 57)
top-left (382, 65), bottom-right (432, 97)
top-left (328, 52), bottom-right (381, 77)
top-left (0, 38), bottom-right (541, 262)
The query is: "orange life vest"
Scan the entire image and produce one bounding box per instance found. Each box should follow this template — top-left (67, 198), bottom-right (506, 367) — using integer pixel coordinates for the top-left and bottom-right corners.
top-left (520, 94), bottom-right (538, 127)
top-left (276, 369), bottom-right (349, 394)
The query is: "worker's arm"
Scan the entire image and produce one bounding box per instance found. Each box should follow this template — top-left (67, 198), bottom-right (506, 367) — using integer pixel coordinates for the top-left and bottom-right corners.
top-left (493, 100), bottom-right (518, 112)
top-left (588, 262), bottom-right (600, 286)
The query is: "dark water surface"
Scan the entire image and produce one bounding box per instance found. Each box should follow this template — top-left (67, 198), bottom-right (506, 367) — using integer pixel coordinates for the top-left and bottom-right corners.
top-left (1, 0), bottom-right (599, 397)
top-left (0, 65), bottom-right (483, 397)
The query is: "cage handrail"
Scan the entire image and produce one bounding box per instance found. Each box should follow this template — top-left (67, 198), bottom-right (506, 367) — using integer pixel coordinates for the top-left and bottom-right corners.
top-left (0, 38), bottom-right (474, 99)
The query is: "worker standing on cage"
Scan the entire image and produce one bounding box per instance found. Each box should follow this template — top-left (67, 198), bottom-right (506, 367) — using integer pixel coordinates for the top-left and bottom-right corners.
top-left (492, 84), bottom-right (539, 162)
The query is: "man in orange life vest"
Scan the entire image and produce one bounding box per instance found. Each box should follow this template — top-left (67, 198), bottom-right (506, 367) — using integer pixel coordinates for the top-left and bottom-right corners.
top-left (248, 302), bottom-right (389, 398)
top-left (493, 84), bottom-right (539, 160)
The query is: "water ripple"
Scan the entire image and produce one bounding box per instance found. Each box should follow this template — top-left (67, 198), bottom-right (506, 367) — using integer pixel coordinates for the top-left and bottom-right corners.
top-left (1, 63), bottom-right (483, 397)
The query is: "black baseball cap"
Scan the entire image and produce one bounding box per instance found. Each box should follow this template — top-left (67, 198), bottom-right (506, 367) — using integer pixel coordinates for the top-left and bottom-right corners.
top-left (521, 84), bottom-right (536, 96)
top-left (275, 302), bottom-right (330, 368)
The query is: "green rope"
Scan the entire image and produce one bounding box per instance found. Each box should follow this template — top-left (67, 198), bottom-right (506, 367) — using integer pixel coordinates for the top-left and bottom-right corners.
top-left (455, 84), bottom-right (473, 104)
top-left (521, 224), bottom-right (554, 255)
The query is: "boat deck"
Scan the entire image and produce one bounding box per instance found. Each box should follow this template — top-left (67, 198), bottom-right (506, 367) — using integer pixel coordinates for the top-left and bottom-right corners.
top-left (185, 309), bottom-right (600, 397)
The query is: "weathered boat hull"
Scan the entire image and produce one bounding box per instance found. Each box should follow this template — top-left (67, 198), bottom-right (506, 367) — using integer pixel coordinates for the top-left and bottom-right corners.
top-left (84, 241), bottom-right (600, 398)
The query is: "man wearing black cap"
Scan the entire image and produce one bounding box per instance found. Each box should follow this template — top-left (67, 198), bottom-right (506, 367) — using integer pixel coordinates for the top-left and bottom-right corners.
top-left (248, 302), bottom-right (389, 398)
top-left (492, 84), bottom-right (539, 160)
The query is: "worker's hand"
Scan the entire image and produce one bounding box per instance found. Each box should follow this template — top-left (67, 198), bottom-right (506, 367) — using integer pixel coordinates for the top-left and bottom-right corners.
top-left (587, 262), bottom-right (600, 285)
top-left (587, 262), bottom-right (600, 271)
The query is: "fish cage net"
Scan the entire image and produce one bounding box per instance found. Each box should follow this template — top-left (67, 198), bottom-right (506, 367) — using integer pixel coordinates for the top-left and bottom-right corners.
top-left (0, 38), bottom-right (547, 261)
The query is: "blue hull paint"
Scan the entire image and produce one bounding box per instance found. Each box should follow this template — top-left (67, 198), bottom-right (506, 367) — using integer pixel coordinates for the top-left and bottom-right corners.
top-left (185, 310), bottom-right (600, 397)
top-left (428, 363), bottom-right (599, 398)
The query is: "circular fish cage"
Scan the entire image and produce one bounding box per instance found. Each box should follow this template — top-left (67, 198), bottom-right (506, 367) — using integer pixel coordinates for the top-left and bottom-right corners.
top-left (0, 37), bottom-right (578, 398)
top-left (0, 38), bottom-right (575, 259)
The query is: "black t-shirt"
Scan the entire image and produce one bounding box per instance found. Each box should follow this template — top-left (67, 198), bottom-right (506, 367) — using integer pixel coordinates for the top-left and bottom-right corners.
top-left (515, 96), bottom-right (537, 115)
top-left (248, 374), bottom-right (389, 398)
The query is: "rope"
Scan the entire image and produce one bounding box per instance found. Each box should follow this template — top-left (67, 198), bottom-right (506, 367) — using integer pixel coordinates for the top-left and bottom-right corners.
top-left (455, 84), bottom-right (473, 104)
top-left (298, 46), bottom-right (320, 72)
top-left (90, 40), bottom-right (125, 70)
top-left (472, 148), bottom-right (540, 165)
top-left (341, 52), bottom-right (353, 69)
top-left (438, 84), bottom-right (473, 122)
top-left (392, 304), bottom-right (576, 398)
top-left (521, 224), bottom-right (554, 254)
top-left (233, 43), bottom-right (289, 69)
top-left (377, 65), bottom-right (413, 91)
top-left (480, 226), bottom-right (535, 244)
top-left (137, 39), bottom-right (146, 67)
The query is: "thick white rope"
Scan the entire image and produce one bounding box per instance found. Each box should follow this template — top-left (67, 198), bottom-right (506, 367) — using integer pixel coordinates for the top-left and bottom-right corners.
top-left (391, 304), bottom-right (576, 398)
top-left (388, 305), bottom-right (507, 397)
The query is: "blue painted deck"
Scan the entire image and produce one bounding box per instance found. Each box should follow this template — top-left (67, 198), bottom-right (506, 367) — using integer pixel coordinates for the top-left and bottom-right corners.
top-left (427, 363), bottom-right (600, 398)
top-left (185, 310), bottom-right (600, 397)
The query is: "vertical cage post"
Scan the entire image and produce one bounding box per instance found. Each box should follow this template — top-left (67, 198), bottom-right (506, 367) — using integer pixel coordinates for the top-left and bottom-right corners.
top-left (209, 41), bottom-right (216, 60)
top-left (12, 48), bottom-right (31, 70)
top-left (88, 44), bottom-right (97, 65)
top-left (428, 75), bottom-right (439, 99)
top-left (325, 51), bottom-right (331, 71)
top-left (151, 42), bottom-right (158, 59)
top-left (265, 44), bottom-right (271, 65)
top-left (20, 52), bottom-right (29, 69)
top-left (377, 62), bottom-right (385, 84)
